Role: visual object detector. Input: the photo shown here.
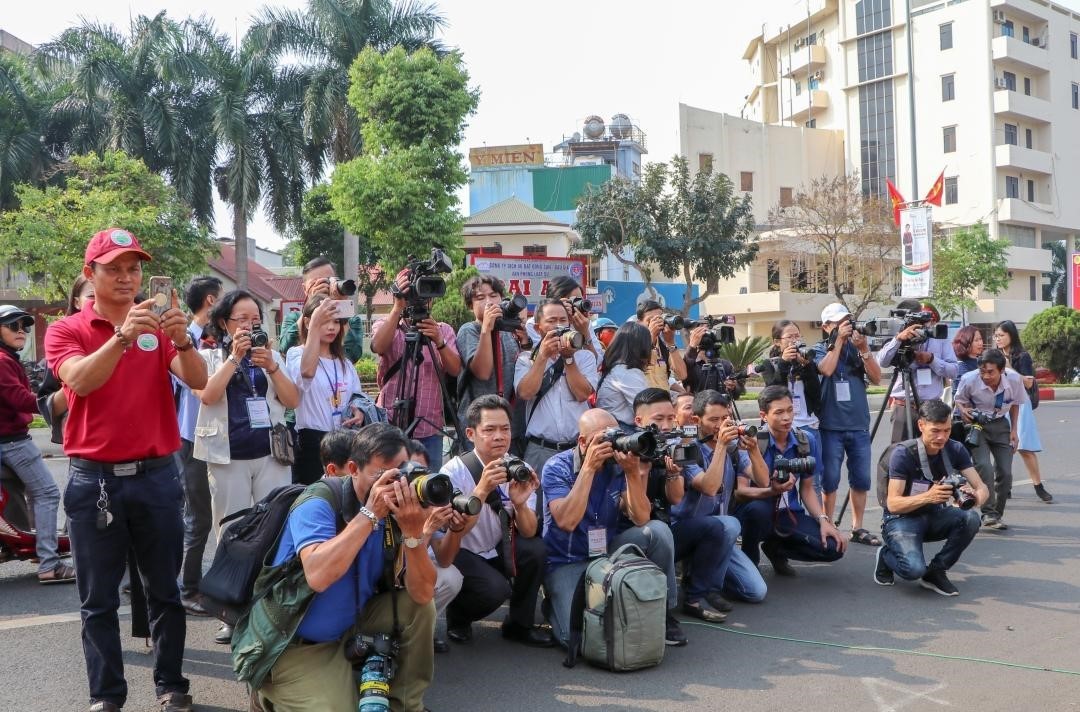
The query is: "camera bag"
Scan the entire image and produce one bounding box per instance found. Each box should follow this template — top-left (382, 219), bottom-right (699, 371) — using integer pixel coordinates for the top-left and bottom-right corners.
top-left (564, 543), bottom-right (667, 672)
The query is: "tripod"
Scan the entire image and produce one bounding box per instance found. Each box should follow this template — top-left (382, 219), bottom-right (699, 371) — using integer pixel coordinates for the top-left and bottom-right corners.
top-left (833, 353), bottom-right (920, 527)
top-left (390, 326), bottom-right (465, 457)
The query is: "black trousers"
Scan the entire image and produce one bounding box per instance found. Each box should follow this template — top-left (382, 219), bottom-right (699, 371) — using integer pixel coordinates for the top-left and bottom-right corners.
top-left (446, 535), bottom-right (546, 630)
top-left (292, 428), bottom-right (327, 485)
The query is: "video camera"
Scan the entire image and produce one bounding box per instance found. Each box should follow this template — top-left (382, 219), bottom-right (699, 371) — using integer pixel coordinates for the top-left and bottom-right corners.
top-left (495, 294), bottom-right (528, 332)
top-left (772, 455), bottom-right (816, 484)
top-left (889, 308), bottom-right (948, 345)
top-left (396, 461), bottom-right (481, 515)
top-left (964, 410), bottom-right (994, 449)
top-left (937, 472), bottom-right (977, 510)
top-left (391, 248), bottom-right (453, 324)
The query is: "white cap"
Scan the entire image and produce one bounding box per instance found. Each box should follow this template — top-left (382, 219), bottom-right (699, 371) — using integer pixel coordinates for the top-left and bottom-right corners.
top-left (820, 303), bottom-right (851, 324)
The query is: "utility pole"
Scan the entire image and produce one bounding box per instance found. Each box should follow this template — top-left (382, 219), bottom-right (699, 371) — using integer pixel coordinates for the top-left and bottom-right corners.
top-left (905, 0), bottom-right (919, 198)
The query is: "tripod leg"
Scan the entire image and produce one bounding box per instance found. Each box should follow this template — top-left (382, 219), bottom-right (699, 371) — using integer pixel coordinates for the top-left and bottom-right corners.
top-left (835, 366), bottom-right (901, 528)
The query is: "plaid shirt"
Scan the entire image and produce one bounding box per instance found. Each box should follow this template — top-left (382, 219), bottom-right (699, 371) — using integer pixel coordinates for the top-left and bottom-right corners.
top-left (373, 320), bottom-right (459, 438)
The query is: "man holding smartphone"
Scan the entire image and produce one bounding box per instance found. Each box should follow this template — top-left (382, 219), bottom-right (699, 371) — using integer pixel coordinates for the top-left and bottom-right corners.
top-left (278, 256), bottom-right (364, 362)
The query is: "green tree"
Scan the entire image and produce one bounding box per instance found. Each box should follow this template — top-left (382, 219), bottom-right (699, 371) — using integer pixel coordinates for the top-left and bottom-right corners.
top-left (1022, 305), bottom-right (1080, 381)
top-left (0, 53), bottom-right (53, 211)
top-left (330, 46), bottom-right (477, 272)
top-left (292, 183), bottom-right (345, 272)
top-left (0, 151), bottom-right (215, 300)
top-left (718, 336), bottom-right (771, 375)
top-left (931, 223), bottom-right (1010, 323)
top-left (576, 156), bottom-right (757, 316)
top-left (430, 265), bottom-right (478, 331)
top-left (1043, 240), bottom-right (1067, 306)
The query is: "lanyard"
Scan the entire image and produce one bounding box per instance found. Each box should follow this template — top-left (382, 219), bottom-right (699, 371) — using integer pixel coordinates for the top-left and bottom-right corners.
top-left (317, 357), bottom-right (341, 409)
top-left (492, 332), bottom-right (504, 396)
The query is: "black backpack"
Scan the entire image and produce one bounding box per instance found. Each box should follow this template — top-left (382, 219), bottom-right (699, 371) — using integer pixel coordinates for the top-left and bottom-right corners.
top-left (199, 480), bottom-right (345, 625)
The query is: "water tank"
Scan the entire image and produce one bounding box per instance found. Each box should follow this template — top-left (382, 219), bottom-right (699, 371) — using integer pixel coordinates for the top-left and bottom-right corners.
top-left (610, 113), bottom-right (632, 139)
top-left (583, 115), bottom-right (606, 140)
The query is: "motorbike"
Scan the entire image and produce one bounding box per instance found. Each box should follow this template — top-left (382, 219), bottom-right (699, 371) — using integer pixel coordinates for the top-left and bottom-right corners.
top-left (0, 461), bottom-right (70, 563)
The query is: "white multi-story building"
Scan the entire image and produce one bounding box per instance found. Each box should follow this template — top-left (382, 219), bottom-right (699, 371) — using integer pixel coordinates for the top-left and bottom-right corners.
top-left (725, 0), bottom-right (1080, 331)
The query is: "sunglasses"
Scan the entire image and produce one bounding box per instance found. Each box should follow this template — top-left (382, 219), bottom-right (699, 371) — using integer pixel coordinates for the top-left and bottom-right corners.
top-left (1, 322), bottom-right (31, 333)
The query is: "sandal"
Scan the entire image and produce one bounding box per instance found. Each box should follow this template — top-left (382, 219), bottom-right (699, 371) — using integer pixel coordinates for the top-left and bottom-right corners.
top-left (682, 599), bottom-right (727, 623)
top-left (39, 562), bottom-right (77, 585)
top-left (850, 528), bottom-right (882, 547)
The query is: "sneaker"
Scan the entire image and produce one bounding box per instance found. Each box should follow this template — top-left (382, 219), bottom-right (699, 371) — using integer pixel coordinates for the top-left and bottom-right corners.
top-left (1034, 484), bottom-right (1053, 503)
top-left (158, 691), bottom-right (194, 712)
top-left (762, 540), bottom-right (797, 577)
top-left (981, 513), bottom-right (1007, 530)
top-left (704, 592), bottom-right (735, 613)
top-left (873, 547), bottom-right (894, 586)
top-left (214, 623), bottom-right (233, 645)
top-left (919, 569), bottom-right (959, 597)
top-left (664, 613), bottom-right (688, 647)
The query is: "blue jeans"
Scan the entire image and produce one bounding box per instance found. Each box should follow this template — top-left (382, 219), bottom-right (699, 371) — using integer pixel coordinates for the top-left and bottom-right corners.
top-left (722, 548), bottom-right (768, 603)
top-left (820, 429), bottom-right (872, 493)
top-left (544, 521), bottom-right (676, 647)
top-left (672, 515), bottom-right (739, 602)
top-left (63, 460), bottom-right (188, 706)
top-left (881, 506), bottom-right (981, 579)
top-left (418, 433), bottom-right (445, 471)
top-left (1, 437), bottom-right (61, 574)
top-left (734, 498), bottom-right (844, 564)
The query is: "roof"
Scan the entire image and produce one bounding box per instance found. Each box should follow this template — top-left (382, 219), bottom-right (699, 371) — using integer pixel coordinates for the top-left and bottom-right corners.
top-left (262, 275), bottom-right (305, 301)
top-left (208, 243), bottom-right (289, 303)
top-left (466, 197), bottom-right (569, 228)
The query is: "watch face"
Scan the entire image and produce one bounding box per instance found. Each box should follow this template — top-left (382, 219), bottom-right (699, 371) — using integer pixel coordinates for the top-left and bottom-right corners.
top-left (404, 536), bottom-right (421, 548)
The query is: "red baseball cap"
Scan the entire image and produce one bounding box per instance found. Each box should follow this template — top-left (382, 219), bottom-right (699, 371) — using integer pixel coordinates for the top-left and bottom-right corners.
top-left (84, 228), bottom-right (152, 266)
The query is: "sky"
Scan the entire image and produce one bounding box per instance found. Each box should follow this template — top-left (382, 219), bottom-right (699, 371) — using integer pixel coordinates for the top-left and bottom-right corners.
top-left (3, 0), bottom-right (808, 251)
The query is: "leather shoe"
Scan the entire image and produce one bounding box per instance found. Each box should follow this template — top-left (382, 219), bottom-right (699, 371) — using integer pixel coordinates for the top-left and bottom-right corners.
top-left (446, 624), bottom-right (472, 643)
top-left (214, 623), bottom-right (233, 645)
top-left (501, 622), bottom-right (556, 648)
top-left (433, 636), bottom-right (449, 653)
top-left (89, 702), bottom-right (120, 712)
top-left (181, 597), bottom-right (208, 616)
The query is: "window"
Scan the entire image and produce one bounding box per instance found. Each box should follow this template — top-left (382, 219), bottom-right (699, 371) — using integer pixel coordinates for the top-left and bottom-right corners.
top-left (1004, 123), bottom-right (1018, 145)
top-left (941, 74), bottom-right (955, 101)
top-left (794, 80), bottom-right (803, 96)
top-left (1030, 275), bottom-right (1037, 301)
top-left (1027, 179), bottom-right (1035, 202)
top-left (740, 171), bottom-right (754, 191)
top-left (1026, 128), bottom-right (1033, 149)
top-left (1005, 176), bottom-right (1020, 199)
top-left (939, 23), bottom-right (953, 50)
top-left (698, 153), bottom-right (714, 173)
top-left (1003, 71), bottom-right (1017, 91)
top-left (1023, 26), bottom-right (1030, 43)
top-left (791, 257), bottom-right (811, 293)
top-left (1002, 20), bottom-right (1014, 38)
top-left (1024, 77), bottom-right (1031, 96)
top-left (780, 187), bottom-right (794, 207)
top-left (1073, 82), bottom-right (1079, 109)
top-left (944, 176), bottom-right (958, 205)
top-left (523, 245), bottom-right (547, 257)
top-left (767, 259), bottom-right (780, 291)
top-left (943, 126), bottom-right (956, 153)
top-left (805, 118), bottom-right (817, 128)
top-left (1072, 32), bottom-right (1078, 59)
top-left (808, 76), bottom-right (820, 91)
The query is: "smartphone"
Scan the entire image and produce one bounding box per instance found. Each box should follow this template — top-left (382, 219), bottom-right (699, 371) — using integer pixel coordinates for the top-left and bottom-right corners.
top-left (331, 299), bottom-right (356, 319)
top-left (148, 276), bottom-right (173, 317)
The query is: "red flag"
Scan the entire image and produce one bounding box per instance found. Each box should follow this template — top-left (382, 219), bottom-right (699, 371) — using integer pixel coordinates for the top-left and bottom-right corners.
top-left (886, 178), bottom-right (906, 226)
top-left (924, 170), bottom-right (945, 207)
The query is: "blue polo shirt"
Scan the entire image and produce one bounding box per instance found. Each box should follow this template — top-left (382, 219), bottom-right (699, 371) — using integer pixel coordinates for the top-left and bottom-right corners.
top-left (542, 448), bottom-right (627, 569)
top-left (271, 498), bottom-right (385, 643)
top-left (759, 427), bottom-right (822, 513)
top-left (885, 439), bottom-right (973, 516)
top-left (671, 443), bottom-right (748, 522)
top-left (813, 340), bottom-right (870, 431)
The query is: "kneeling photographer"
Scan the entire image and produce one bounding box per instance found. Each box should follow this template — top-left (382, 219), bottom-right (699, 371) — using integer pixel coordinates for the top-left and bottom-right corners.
top-left (733, 386), bottom-right (846, 577)
top-left (435, 395), bottom-right (553, 648)
top-left (875, 399), bottom-right (988, 596)
top-left (253, 424), bottom-right (438, 712)
top-left (874, 302), bottom-right (958, 443)
top-left (542, 408), bottom-right (684, 649)
top-left (370, 251), bottom-right (462, 469)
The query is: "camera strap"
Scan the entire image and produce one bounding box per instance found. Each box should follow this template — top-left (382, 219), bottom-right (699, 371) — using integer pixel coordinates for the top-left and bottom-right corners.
top-left (461, 451), bottom-right (516, 577)
top-left (377, 515), bottom-right (404, 641)
top-left (916, 438), bottom-right (952, 483)
top-left (525, 355), bottom-right (565, 428)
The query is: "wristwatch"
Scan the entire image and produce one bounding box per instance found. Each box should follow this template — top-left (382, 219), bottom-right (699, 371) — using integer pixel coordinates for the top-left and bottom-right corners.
top-left (403, 536), bottom-right (423, 549)
top-left (818, 514), bottom-right (830, 521)
top-left (564, 356), bottom-right (575, 366)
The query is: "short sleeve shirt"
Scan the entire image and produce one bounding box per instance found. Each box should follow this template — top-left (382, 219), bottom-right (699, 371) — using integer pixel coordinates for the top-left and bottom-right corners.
top-left (813, 340), bottom-right (870, 431)
top-left (671, 444), bottom-right (749, 522)
top-left (44, 300), bottom-right (180, 460)
top-left (514, 349), bottom-right (598, 442)
top-left (456, 321), bottom-right (520, 423)
top-left (442, 454), bottom-right (536, 559)
top-left (542, 448), bottom-right (626, 568)
top-left (758, 427), bottom-right (822, 513)
top-left (885, 439), bottom-right (973, 516)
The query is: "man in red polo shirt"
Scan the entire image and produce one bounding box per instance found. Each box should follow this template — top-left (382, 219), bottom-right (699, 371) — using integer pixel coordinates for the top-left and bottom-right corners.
top-left (45, 228), bottom-right (207, 712)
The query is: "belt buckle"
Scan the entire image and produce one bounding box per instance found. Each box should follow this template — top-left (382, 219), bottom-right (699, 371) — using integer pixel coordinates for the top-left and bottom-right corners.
top-left (114, 462), bottom-right (138, 477)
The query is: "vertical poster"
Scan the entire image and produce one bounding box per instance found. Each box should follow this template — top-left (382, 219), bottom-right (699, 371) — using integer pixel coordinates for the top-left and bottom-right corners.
top-left (1071, 253), bottom-right (1080, 309)
top-left (899, 205), bottom-right (932, 298)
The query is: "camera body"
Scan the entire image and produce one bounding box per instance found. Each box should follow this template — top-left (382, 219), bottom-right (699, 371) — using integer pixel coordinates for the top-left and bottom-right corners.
top-left (249, 322), bottom-right (269, 349)
top-left (501, 455), bottom-right (532, 483)
top-left (600, 425), bottom-right (662, 460)
top-left (345, 631), bottom-right (399, 667)
top-left (552, 326), bottom-right (584, 351)
top-left (964, 410), bottom-right (994, 448)
top-left (495, 294), bottom-right (528, 332)
top-left (772, 455), bottom-right (816, 483)
top-left (331, 278), bottom-right (357, 297)
top-left (568, 296), bottom-right (592, 314)
top-left (938, 472), bottom-right (977, 510)
top-left (345, 632), bottom-right (399, 709)
top-left (792, 340), bottom-right (817, 361)
top-left (391, 248), bottom-right (453, 324)
top-left (663, 428), bottom-right (701, 466)
top-left (397, 461), bottom-right (454, 508)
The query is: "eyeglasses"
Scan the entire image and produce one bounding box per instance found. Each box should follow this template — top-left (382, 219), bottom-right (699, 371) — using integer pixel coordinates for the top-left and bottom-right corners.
top-left (227, 316), bottom-right (260, 325)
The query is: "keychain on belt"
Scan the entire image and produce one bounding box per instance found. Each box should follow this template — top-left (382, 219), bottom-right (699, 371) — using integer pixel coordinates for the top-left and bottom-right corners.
top-left (97, 479), bottom-right (113, 530)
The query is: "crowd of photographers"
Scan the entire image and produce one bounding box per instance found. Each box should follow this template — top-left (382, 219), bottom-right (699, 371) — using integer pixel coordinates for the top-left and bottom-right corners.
top-left (0, 230), bottom-right (1053, 712)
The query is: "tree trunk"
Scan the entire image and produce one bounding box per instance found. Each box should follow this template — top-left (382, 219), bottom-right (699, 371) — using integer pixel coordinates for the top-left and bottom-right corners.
top-left (343, 228), bottom-right (360, 290)
top-left (234, 207), bottom-right (248, 290)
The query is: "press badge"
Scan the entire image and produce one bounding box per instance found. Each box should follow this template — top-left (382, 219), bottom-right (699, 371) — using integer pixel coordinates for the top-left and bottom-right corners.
top-left (331, 410), bottom-right (343, 430)
top-left (916, 368), bottom-right (932, 386)
top-left (910, 481), bottom-right (930, 496)
top-left (245, 398), bottom-right (272, 428)
top-left (835, 380), bottom-right (852, 402)
top-left (587, 527), bottom-right (607, 557)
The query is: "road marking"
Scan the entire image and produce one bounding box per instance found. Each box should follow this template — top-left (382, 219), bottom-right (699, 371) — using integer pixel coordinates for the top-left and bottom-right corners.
top-left (862, 677), bottom-right (951, 711)
top-left (0, 606), bottom-right (129, 631)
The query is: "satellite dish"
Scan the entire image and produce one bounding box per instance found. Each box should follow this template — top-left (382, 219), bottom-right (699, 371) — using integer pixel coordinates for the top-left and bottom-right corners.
top-left (583, 115), bottom-right (606, 140)
top-left (610, 113), bottom-right (632, 139)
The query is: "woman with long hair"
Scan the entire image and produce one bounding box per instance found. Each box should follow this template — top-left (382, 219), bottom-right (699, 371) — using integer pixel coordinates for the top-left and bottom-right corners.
top-left (595, 322), bottom-right (653, 426)
top-left (757, 320), bottom-right (820, 430)
top-left (993, 320), bottom-right (1051, 503)
top-left (286, 293), bottom-right (363, 484)
top-left (952, 325), bottom-right (984, 379)
top-left (194, 290), bottom-right (300, 642)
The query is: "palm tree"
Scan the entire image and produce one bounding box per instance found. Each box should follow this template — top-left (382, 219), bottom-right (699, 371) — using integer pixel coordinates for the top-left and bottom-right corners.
top-left (0, 54), bottom-right (52, 210)
top-left (1045, 239), bottom-right (1067, 306)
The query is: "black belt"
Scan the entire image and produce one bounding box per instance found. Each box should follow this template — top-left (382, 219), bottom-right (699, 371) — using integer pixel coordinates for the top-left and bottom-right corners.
top-left (293, 636), bottom-right (326, 646)
top-left (71, 454), bottom-right (175, 476)
top-left (0, 433), bottom-right (31, 444)
top-left (527, 435), bottom-right (576, 451)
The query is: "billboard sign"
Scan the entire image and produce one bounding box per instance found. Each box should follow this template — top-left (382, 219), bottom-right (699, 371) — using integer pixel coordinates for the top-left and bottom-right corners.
top-left (468, 254), bottom-right (588, 306)
top-left (596, 281), bottom-right (701, 326)
top-left (899, 205), bottom-right (932, 298)
top-left (469, 143), bottom-right (545, 169)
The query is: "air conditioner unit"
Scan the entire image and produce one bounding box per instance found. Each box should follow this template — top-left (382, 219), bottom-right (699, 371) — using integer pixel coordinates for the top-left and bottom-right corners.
top-left (795, 38), bottom-right (804, 49)
top-left (995, 77), bottom-right (1009, 89)
top-left (993, 10), bottom-right (1007, 23)
top-left (1032, 37), bottom-right (1041, 47)
top-left (811, 71), bottom-right (823, 80)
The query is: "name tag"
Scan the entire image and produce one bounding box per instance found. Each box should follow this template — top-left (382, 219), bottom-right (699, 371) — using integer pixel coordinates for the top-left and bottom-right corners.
top-left (916, 368), bottom-right (932, 386)
top-left (835, 381), bottom-right (851, 402)
top-left (587, 527), bottom-right (607, 558)
top-left (910, 481), bottom-right (930, 496)
top-left (245, 397), bottom-right (272, 428)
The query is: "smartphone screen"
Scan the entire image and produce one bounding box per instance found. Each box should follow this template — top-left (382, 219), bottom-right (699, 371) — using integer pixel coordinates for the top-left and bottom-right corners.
top-left (331, 300), bottom-right (356, 319)
top-left (148, 276), bottom-right (172, 317)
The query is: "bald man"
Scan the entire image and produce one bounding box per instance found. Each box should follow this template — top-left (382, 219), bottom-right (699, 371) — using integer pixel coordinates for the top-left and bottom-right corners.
top-left (541, 409), bottom-right (685, 648)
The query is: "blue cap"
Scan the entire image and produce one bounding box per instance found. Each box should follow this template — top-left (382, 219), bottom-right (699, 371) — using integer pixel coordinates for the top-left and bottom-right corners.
top-left (592, 317), bottom-right (616, 332)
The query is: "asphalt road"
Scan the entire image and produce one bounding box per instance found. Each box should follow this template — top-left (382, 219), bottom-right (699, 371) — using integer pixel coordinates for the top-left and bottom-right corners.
top-left (3, 402), bottom-right (1080, 711)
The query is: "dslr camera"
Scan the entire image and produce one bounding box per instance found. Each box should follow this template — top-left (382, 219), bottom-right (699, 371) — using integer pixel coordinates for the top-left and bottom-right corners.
top-left (391, 248), bottom-right (453, 324)
top-left (792, 340), bottom-right (816, 361)
top-left (552, 326), bottom-right (585, 350)
top-left (248, 322), bottom-right (269, 349)
top-left (396, 461), bottom-right (480, 515)
top-left (600, 425), bottom-right (662, 460)
top-left (495, 294), bottom-right (528, 332)
top-left (501, 455), bottom-right (532, 484)
top-left (331, 278), bottom-right (357, 297)
top-left (937, 472), bottom-right (977, 510)
top-left (772, 455), bottom-right (816, 484)
top-left (964, 410), bottom-right (994, 449)
top-left (344, 632), bottom-right (399, 709)
top-left (568, 296), bottom-right (592, 315)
